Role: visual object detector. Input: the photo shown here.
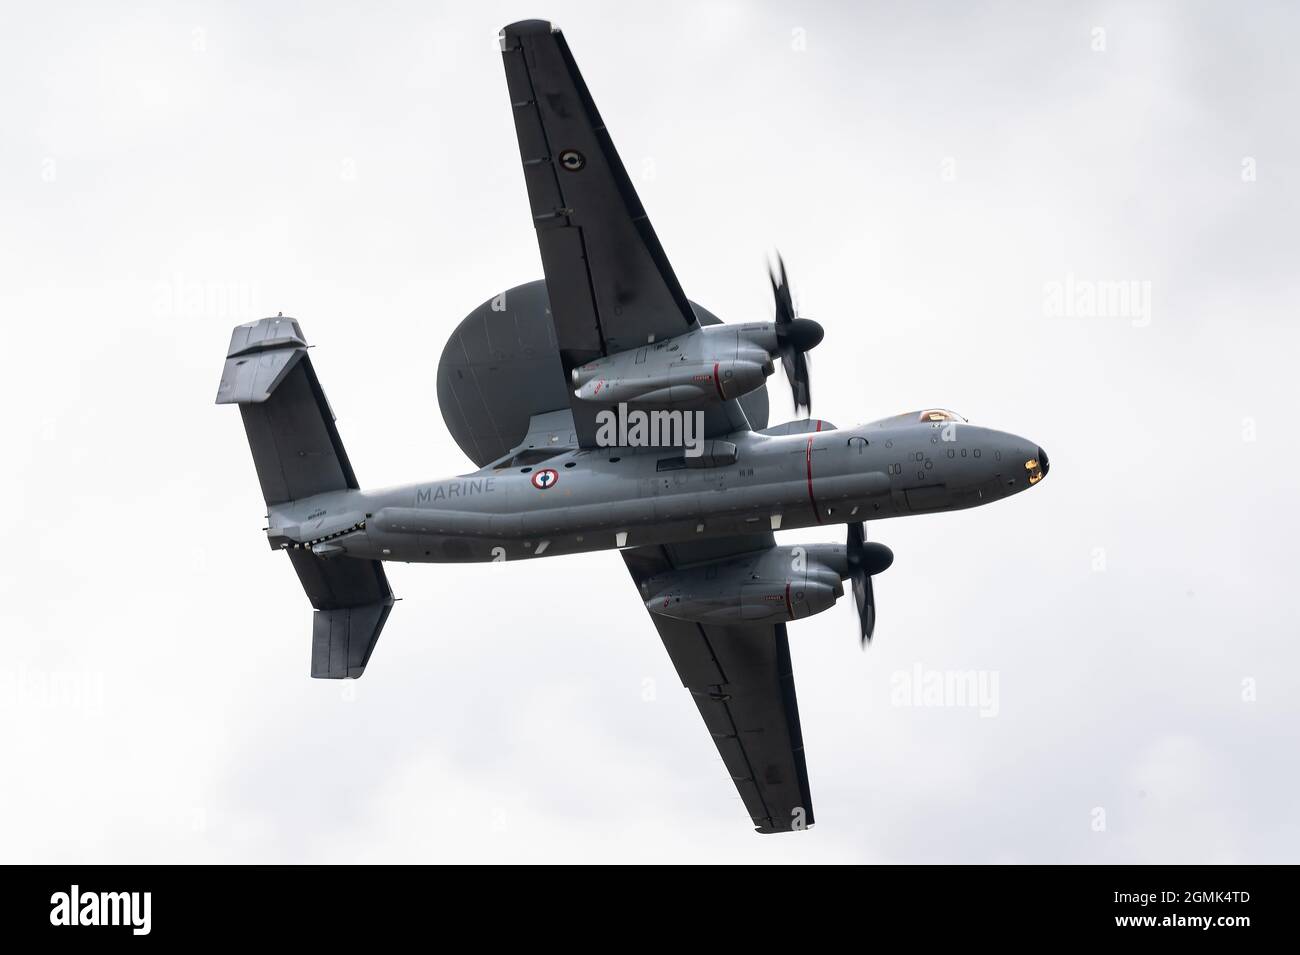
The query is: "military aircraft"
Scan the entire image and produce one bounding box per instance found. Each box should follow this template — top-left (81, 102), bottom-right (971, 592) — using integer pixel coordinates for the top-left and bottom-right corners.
top-left (216, 19), bottom-right (1049, 833)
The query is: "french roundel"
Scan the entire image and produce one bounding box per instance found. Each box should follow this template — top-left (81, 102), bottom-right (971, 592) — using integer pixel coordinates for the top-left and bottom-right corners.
top-left (531, 468), bottom-right (559, 490)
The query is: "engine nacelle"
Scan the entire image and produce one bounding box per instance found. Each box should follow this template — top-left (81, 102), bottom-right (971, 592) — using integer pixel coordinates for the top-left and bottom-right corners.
top-left (571, 323), bottom-right (778, 409)
top-left (575, 358), bottom-right (769, 407)
top-left (642, 544), bottom-right (846, 626)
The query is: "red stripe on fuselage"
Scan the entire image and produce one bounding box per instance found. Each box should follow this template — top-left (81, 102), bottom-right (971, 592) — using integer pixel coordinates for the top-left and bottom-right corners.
top-left (784, 581), bottom-right (794, 619)
top-left (712, 362), bottom-right (725, 401)
top-left (806, 433), bottom-right (822, 523)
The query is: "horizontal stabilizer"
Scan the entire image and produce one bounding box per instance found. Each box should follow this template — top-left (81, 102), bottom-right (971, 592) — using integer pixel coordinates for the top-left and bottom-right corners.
top-left (219, 316), bottom-right (396, 679)
top-left (216, 316), bottom-right (358, 506)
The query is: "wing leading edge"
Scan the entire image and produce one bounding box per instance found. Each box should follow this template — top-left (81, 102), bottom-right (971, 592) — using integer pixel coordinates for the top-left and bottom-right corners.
top-left (623, 537), bottom-right (815, 833)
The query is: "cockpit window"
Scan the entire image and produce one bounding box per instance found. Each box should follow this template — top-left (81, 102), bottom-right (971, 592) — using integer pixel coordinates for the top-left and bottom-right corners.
top-left (865, 409), bottom-right (969, 429)
top-left (917, 409), bottom-right (964, 423)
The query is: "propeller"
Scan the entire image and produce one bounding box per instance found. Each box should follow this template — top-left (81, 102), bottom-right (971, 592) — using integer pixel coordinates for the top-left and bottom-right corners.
top-left (769, 253), bottom-right (824, 416)
top-left (846, 521), bottom-right (894, 646)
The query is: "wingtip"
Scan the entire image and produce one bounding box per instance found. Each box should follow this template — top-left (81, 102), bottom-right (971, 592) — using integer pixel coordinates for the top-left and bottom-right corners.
top-left (499, 19), bottom-right (557, 52)
top-left (501, 19), bottom-right (555, 38)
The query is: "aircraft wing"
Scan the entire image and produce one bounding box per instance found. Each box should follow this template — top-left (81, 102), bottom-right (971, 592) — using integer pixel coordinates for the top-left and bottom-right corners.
top-left (499, 19), bottom-right (698, 367)
top-left (622, 535), bottom-right (816, 833)
top-left (499, 20), bottom-right (757, 446)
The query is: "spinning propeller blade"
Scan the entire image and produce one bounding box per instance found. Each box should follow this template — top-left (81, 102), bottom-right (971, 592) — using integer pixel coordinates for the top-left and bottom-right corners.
top-left (846, 521), bottom-right (894, 646)
top-left (769, 253), bottom-right (823, 416)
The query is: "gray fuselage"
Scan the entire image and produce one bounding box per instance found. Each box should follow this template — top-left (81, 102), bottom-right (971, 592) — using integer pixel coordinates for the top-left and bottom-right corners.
top-left (266, 419), bottom-right (1047, 565)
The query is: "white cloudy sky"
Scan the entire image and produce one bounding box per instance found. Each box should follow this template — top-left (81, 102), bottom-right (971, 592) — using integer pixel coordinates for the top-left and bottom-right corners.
top-left (2, 0), bottom-right (1297, 863)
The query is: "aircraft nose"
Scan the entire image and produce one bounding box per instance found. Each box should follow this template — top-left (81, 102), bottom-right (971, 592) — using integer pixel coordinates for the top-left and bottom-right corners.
top-left (1037, 446), bottom-right (1049, 480)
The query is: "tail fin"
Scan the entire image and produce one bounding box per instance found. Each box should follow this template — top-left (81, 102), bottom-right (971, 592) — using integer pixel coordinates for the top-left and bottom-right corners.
top-left (217, 316), bottom-right (394, 679)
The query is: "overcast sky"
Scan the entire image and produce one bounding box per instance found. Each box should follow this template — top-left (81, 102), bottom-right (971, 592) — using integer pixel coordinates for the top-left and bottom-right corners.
top-left (2, 0), bottom-right (1297, 863)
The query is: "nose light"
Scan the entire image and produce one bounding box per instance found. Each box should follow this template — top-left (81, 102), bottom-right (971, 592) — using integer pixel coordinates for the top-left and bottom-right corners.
top-left (1025, 447), bottom-right (1049, 485)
